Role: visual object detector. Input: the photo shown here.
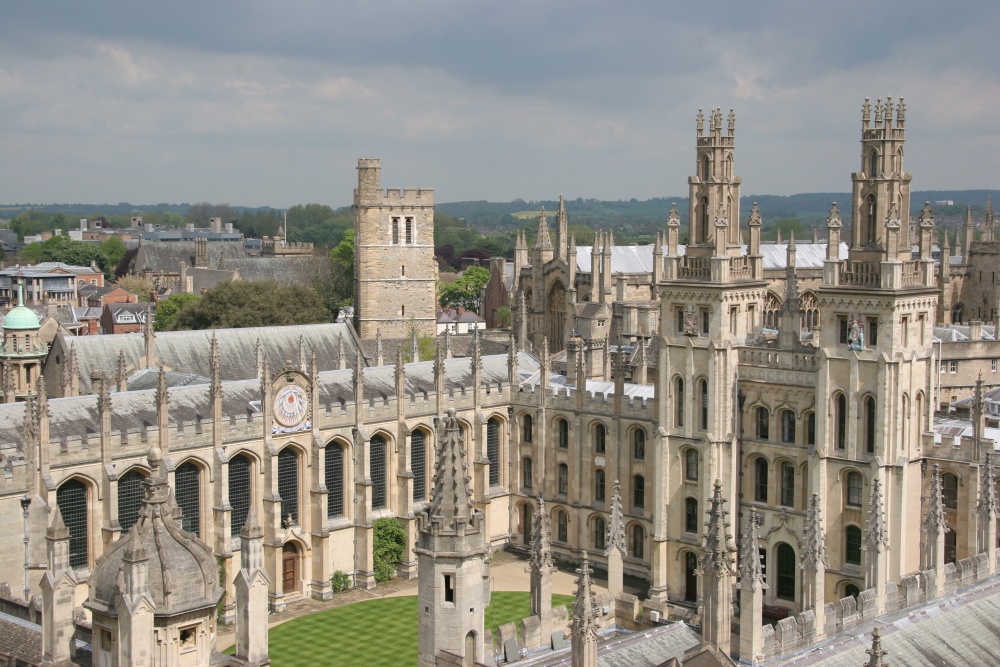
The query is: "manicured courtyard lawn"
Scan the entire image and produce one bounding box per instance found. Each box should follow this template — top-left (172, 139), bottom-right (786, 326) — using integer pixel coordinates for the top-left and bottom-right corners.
top-left (262, 592), bottom-right (574, 667)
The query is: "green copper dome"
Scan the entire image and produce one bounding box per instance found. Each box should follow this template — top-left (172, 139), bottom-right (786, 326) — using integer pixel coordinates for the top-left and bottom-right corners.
top-left (3, 284), bottom-right (40, 330)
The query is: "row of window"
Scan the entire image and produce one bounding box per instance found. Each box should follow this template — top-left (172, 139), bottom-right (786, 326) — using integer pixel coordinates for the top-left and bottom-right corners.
top-left (390, 216), bottom-right (416, 245)
top-left (535, 506), bottom-right (647, 560)
top-left (522, 415), bottom-right (647, 460)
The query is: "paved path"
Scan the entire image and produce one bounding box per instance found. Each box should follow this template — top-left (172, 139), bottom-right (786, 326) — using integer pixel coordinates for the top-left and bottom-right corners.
top-left (217, 549), bottom-right (642, 650)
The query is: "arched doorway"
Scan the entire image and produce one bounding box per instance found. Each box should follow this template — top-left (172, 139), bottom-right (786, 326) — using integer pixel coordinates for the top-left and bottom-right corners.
top-left (521, 503), bottom-right (533, 546)
top-left (464, 632), bottom-right (476, 667)
top-left (282, 543), bottom-right (299, 594)
top-left (684, 552), bottom-right (698, 602)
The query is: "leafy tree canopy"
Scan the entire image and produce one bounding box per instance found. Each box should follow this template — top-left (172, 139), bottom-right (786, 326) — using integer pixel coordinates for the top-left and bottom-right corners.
top-left (17, 235), bottom-right (126, 281)
top-left (113, 275), bottom-right (155, 302)
top-left (169, 280), bottom-right (332, 331)
top-left (439, 265), bottom-right (490, 313)
top-left (154, 293), bottom-right (200, 332)
top-left (372, 517), bottom-right (406, 582)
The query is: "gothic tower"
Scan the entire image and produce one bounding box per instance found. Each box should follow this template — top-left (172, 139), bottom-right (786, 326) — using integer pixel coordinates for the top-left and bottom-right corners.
top-left (687, 107), bottom-right (742, 257)
top-left (353, 158), bottom-right (436, 339)
top-left (416, 409), bottom-right (489, 667)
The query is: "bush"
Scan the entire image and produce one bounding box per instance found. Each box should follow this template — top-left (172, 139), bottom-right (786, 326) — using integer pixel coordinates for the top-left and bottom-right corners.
top-left (331, 570), bottom-right (352, 592)
top-left (372, 517), bottom-right (407, 583)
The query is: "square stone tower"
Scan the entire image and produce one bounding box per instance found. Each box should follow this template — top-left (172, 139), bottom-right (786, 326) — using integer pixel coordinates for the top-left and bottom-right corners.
top-left (353, 158), bottom-right (436, 339)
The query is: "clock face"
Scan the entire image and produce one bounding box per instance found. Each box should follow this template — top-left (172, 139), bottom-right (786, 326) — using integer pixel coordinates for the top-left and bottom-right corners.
top-left (273, 384), bottom-right (308, 428)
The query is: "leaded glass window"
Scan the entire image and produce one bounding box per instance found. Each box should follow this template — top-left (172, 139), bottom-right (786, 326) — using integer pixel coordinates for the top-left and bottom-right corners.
top-left (278, 448), bottom-right (299, 525)
top-left (326, 444), bottom-right (344, 518)
top-left (57, 480), bottom-right (88, 569)
top-left (229, 454), bottom-right (252, 537)
top-left (118, 469), bottom-right (146, 533)
top-left (487, 418), bottom-right (500, 487)
top-left (175, 461), bottom-right (201, 536)
top-left (371, 436), bottom-right (387, 510)
top-left (412, 430), bottom-right (427, 502)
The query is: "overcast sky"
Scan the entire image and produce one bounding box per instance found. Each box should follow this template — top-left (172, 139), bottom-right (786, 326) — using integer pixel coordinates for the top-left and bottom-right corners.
top-left (1, 1), bottom-right (997, 208)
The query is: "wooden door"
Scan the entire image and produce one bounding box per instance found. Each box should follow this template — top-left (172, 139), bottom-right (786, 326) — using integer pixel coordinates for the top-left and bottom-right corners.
top-left (282, 544), bottom-right (298, 594)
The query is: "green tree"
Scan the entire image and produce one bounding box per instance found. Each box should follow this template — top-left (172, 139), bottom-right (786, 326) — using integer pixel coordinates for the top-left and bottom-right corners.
top-left (323, 229), bottom-right (354, 311)
top-left (772, 218), bottom-right (804, 241)
top-left (496, 306), bottom-right (512, 328)
top-left (113, 276), bottom-right (155, 302)
top-left (438, 266), bottom-right (490, 312)
top-left (169, 281), bottom-right (331, 330)
top-left (99, 237), bottom-right (127, 279)
top-left (154, 293), bottom-right (200, 331)
top-left (372, 517), bottom-right (406, 582)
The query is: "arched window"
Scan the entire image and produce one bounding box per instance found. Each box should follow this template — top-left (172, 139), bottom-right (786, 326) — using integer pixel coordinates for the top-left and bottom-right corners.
top-left (522, 457), bottom-right (533, 491)
top-left (845, 525), bottom-right (862, 565)
top-left (557, 510), bottom-right (568, 543)
top-left (865, 396), bottom-right (877, 454)
top-left (631, 525), bottom-right (645, 560)
top-left (780, 462), bottom-right (795, 508)
top-left (229, 454), bottom-right (252, 537)
top-left (633, 475), bottom-right (645, 509)
top-left (412, 430), bottom-right (427, 502)
top-left (945, 529), bottom-right (957, 564)
top-left (370, 435), bottom-right (387, 510)
top-left (865, 195), bottom-right (878, 246)
top-left (558, 464), bottom-right (568, 495)
top-left (118, 469), bottom-right (147, 533)
top-left (776, 543), bottom-right (796, 600)
top-left (942, 472), bottom-right (959, 510)
top-left (522, 414), bottom-right (533, 443)
top-left (278, 447), bottom-right (300, 525)
top-left (57, 479), bottom-right (88, 569)
top-left (806, 412), bottom-right (816, 446)
top-left (558, 419), bottom-right (569, 449)
top-left (595, 469), bottom-right (606, 502)
top-left (846, 471), bottom-right (863, 507)
top-left (700, 379), bottom-right (709, 430)
top-left (684, 552), bottom-right (698, 601)
top-left (594, 423), bottom-right (606, 454)
top-left (487, 418), bottom-right (501, 487)
top-left (675, 377), bottom-right (685, 427)
top-left (702, 155), bottom-right (711, 181)
top-left (781, 410), bottom-right (796, 444)
top-left (869, 150), bottom-right (880, 178)
top-left (633, 429), bottom-right (645, 460)
top-left (700, 198), bottom-right (709, 244)
top-left (685, 497), bottom-right (698, 533)
top-left (326, 444), bottom-right (345, 518)
top-left (755, 407), bottom-right (770, 440)
top-left (836, 394), bottom-right (847, 449)
top-left (686, 449), bottom-right (699, 481)
top-left (754, 458), bottom-right (769, 503)
top-left (594, 517), bottom-right (606, 551)
top-left (175, 461), bottom-right (201, 536)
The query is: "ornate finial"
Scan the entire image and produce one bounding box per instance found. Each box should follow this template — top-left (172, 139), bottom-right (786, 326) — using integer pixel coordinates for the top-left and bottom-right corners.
top-left (738, 508), bottom-right (766, 591)
top-left (896, 96), bottom-right (905, 124)
top-left (977, 452), bottom-right (997, 539)
top-left (528, 498), bottom-right (556, 573)
top-left (827, 202), bottom-right (843, 228)
top-left (410, 326), bottom-right (420, 363)
top-left (22, 389), bottom-right (37, 442)
top-left (36, 375), bottom-right (48, 420)
top-left (715, 201), bottom-right (728, 228)
top-left (260, 355), bottom-right (271, 399)
top-left (375, 328), bottom-right (384, 365)
top-left (919, 202), bottom-right (935, 228)
top-left (298, 333), bottom-right (307, 371)
top-left (865, 626), bottom-right (889, 667)
top-left (923, 464), bottom-right (949, 537)
top-left (472, 327), bottom-right (482, 373)
top-left (606, 480), bottom-right (627, 556)
top-left (255, 337), bottom-right (264, 377)
top-left (116, 350), bottom-right (128, 390)
top-left (747, 202), bottom-right (762, 227)
top-left (354, 350), bottom-right (364, 386)
top-left (426, 408), bottom-right (477, 533)
top-left (210, 332), bottom-right (222, 400)
top-left (862, 96), bottom-right (872, 124)
top-left (874, 97), bottom-right (883, 125)
top-left (701, 480), bottom-right (736, 575)
top-left (97, 373), bottom-right (111, 415)
top-left (697, 107), bottom-right (705, 134)
top-left (155, 364), bottom-right (168, 407)
top-left (2, 360), bottom-right (14, 399)
top-left (800, 492), bottom-right (830, 570)
top-left (667, 203), bottom-right (681, 228)
top-left (534, 207), bottom-right (553, 251)
top-left (727, 107), bottom-right (735, 135)
top-left (337, 336), bottom-right (346, 368)
top-left (570, 550), bottom-right (598, 644)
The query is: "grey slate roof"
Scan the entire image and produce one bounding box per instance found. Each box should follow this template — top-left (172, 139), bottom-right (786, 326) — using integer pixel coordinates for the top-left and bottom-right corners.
top-left (571, 243), bottom-right (850, 274)
top-left (58, 322), bottom-right (363, 393)
top-left (221, 256), bottom-right (317, 284)
top-left (134, 240), bottom-right (247, 273)
top-left (518, 622), bottom-right (703, 666)
top-left (933, 324), bottom-right (997, 342)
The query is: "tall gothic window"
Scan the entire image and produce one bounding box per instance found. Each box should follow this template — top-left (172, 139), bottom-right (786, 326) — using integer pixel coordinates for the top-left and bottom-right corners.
top-left (776, 543), bottom-right (796, 600)
top-left (845, 525), bottom-right (862, 565)
top-left (685, 497), bottom-right (698, 533)
top-left (754, 458), bottom-right (768, 503)
top-left (633, 429), bottom-right (645, 460)
top-left (326, 443), bottom-right (345, 518)
top-left (594, 517), bottom-right (606, 551)
top-left (371, 436), bottom-right (387, 510)
top-left (865, 195), bottom-right (878, 246)
top-left (755, 407), bottom-right (770, 440)
top-left (942, 472), bottom-right (959, 510)
top-left (557, 418), bottom-right (569, 449)
top-left (118, 469), bottom-right (146, 533)
top-left (846, 472), bottom-right (863, 507)
top-left (631, 525), bottom-right (645, 560)
top-left (700, 379), bottom-right (709, 430)
top-left (175, 461), bottom-right (201, 536)
top-left (595, 469), bottom-right (606, 502)
top-left (558, 464), bottom-right (568, 495)
top-left (522, 414), bottom-right (533, 443)
top-left (557, 510), bottom-right (568, 543)
top-left (594, 423), bottom-right (606, 454)
top-left (522, 457), bottom-right (533, 491)
top-left (780, 463), bottom-right (795, 508)
top-left (57, 479), bottom-right (88, 569)
top-left (865, 396), bottom-right (877, 454)
top-left (836, 394), bottom-right (847, 449)
top-left (487, 418), bottom-right (501, 487)
top-left (685, 449), bottom-right (699, 481)
top-left (633, 475), bottom-right (645, 509)
top-left (229, 454), bottom-right (252, 537)
top-left (278, 447), bottom-right (299, 525)
top-left (675, 377), bottom-right (685, 427)
top-left (781, 410), bottom-right (796, 444)
top-left (807, 412), bottom-right (816, 446)
top-left (412, 430), bottom-right (427, 502)
top-left (699, 197), bottom-right (709, 243)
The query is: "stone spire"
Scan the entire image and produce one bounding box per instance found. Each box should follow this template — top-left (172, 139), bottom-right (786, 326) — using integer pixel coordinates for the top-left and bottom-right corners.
top-left (606, 480), bottom-right (627, 596)
top-left (41, 506), bottom-right (78, 664)
top-left (375, 328), bottom-right (384, 366)
top-left (922, 464), bottom-right (948, 594)
top-left (738, 507), bottom-right (766, 665)
top-left (556, 194), bottom-right (569, 261)
top-left (235, 504), bottom-right (269, 664)
top-left (209, 331), bottom-right (222, 403)
top-left (115, 349), bottom-right (128, 392)
top-left (22, 388), bottom-right (37, 444)
top-left (410, 325), bottom-right (420, 363)
top-left (443, 325), bottom-right (453, 359)
top-left (143, 301), bottom-right (155, 367)
top-left (1, 360), bottom-right (13, 402)
top-left (800, 492), bottom-right (829, 631)
top-left (779, 229), bottom-right (801, 347)
top-left (425, 408), bottom-right (477, 533)
top-left (865, 477), bottom-right (889, 585)
top-left (62, 342), bottom-right (79, 398)
top-left (255, 337), bottom-right (264, 379)
top-left (472, 326), bottom-right (482, 374)
top-left (985, 195), bottom-right (995, 241)
top-left (337, 335), bottom-right (347, 370)
top-left (534, 207), bottom-right (553, 251)
top-left (298, 333), bottom-right (308, 372)
top-left (701, 480), bottom-right (736, 655)
top-left (570, 551), bottom-right (598, 667)
top-left (864, 626), bottom-right (889, 667)
top-left (964, 206), bottom-right (975, 259)
top-left (528, 498), bottom-right (557, 619)
top-left (666, 203), bottom-right (681, 257)
top-left (976, 451), bottom-right (997, 572)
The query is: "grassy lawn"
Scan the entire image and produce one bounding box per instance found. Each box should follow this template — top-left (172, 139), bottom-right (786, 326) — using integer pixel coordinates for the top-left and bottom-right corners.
top-left (259, 592), bottom-right (574, 667)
